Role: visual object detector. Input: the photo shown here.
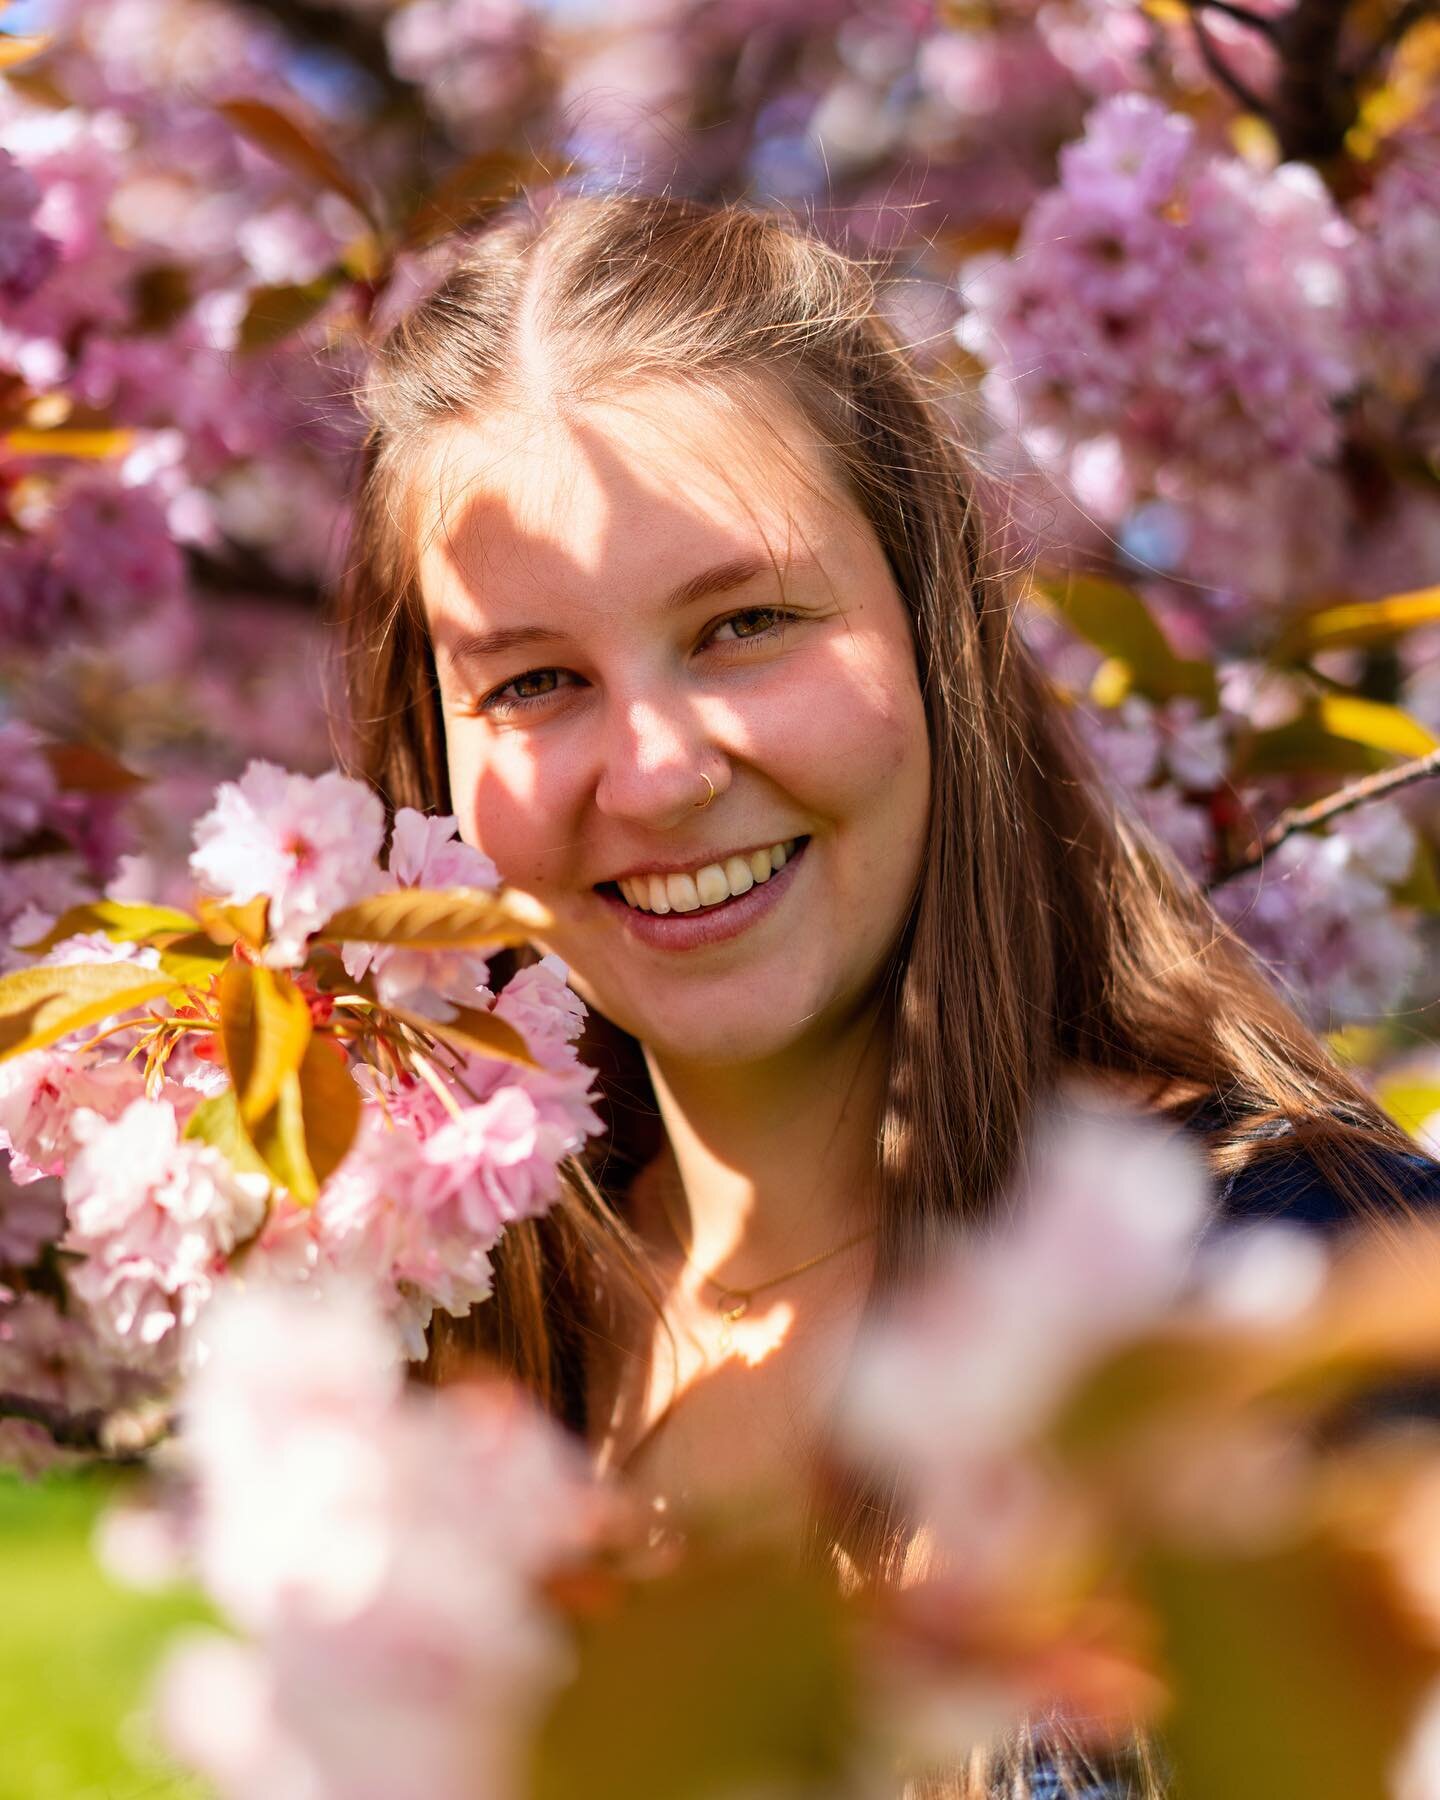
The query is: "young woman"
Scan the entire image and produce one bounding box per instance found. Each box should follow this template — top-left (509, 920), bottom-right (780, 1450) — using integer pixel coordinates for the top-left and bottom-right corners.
top-left (335, 190), bottom-right (1440, 1794)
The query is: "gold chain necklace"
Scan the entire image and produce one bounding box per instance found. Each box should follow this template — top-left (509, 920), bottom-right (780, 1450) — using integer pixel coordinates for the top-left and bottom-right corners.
top-left (652, 1164), bottom-right (876, 1331)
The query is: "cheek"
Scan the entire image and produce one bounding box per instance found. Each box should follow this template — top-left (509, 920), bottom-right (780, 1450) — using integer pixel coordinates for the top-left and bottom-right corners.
top-left (778, 635), bottom-right (930, 846)
top-left (445, 732), bottom-right (572, 889)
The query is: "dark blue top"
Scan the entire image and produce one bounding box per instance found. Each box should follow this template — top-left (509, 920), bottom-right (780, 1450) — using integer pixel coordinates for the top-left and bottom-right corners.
top-left (1023, 1112), bottom-right (1440, 1800)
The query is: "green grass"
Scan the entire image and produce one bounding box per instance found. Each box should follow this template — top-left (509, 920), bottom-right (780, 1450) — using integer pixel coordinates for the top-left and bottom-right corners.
top-left (0, 1467), bottom-right (216, 1800)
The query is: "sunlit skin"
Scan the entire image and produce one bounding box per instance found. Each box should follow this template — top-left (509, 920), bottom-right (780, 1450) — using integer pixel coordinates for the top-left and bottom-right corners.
top-left (417, 380), bottom-right (931, 1517)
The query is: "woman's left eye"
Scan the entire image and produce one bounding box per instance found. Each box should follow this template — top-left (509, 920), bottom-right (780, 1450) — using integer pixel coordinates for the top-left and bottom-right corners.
top-left (706, 606), bottom-right (795, 647)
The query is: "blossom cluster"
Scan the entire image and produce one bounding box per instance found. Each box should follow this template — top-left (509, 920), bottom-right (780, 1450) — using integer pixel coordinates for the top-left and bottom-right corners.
top-left (0, 760), bottom-right (599, 1467)
top-left (153, 1278), bottom-right (601, 1800)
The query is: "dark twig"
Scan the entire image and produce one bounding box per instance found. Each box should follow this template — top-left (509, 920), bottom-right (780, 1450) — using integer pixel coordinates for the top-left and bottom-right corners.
top-left (1209, 746), bottom-right (1440, 887)
top-left (0, 1390), bottom-right (174, 1458)
top-left (1271, 0), bottom-right (1355, 161)
top-left (1191, 0), bottom-right (1282, 41)
top-left (1188, 8), bottom-right (1273, 117)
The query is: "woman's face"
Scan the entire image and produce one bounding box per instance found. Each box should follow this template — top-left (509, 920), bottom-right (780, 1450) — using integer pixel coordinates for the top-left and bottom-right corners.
top-left (416, 380), bottom-right (931, 1067)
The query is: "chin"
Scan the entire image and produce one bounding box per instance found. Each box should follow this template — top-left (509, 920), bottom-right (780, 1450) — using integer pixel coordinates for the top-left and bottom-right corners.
top-left (571, 975), bottom-right (849, 1069)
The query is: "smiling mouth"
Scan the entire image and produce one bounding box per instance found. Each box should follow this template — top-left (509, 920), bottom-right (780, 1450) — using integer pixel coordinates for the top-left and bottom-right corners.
top-left (596, 838), bottom-right (805, 916)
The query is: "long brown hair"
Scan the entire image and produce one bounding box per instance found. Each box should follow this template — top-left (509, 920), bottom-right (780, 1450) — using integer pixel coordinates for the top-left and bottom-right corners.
top-left (332, 188), bottom-right (1425, 1794)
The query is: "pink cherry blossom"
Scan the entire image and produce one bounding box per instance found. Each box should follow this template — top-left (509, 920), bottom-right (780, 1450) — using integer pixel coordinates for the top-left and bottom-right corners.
top-left (62, 1097), bottom-right (269, 1359)
top-left (189, 761), bottom-right (386, 966)
top-left (0, 146), bottom-right (57, 301)
top-left (842, 1096), bottom-right (1211, 1567)
top-left (160, 1277), bottom-right (599, 1800)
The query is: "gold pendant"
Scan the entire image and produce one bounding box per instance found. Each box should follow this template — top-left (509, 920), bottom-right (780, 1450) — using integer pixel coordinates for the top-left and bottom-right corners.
top-left (716, 1294), bottom-right (747, 1354)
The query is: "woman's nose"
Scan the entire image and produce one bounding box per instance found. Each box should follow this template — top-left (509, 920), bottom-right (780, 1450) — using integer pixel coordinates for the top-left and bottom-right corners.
top-left (593, 694), bottom-right (728, 829)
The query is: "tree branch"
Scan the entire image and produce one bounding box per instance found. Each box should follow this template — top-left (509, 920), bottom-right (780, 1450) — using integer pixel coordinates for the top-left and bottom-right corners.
top-left (1188, 7), bottom-right (1274, 118)
top-left (0, 1390), bottom-right (173, 1459)
top-left (1208, 746), bottom-right (1440, 887)
top-left (1191, 0), bottom-right (1282, 42)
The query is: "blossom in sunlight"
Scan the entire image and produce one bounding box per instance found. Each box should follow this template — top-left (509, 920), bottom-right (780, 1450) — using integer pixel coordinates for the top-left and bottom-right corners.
top-left (160, 1277), bottom-right (598, 1800)
top-left (959, 95), bottom-right (1355, 485)
top-left (189, 761), bottom-right (386, 966)
top-left (342, 808), bottom-right (499, 1019)
top-left (62, 1097), bottom-right (269, 1359)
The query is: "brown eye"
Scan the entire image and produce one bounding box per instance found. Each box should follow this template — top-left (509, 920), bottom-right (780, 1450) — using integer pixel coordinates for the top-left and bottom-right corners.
top-left (512, 670), bottom-right (559, 698)
top-left (710, 607), bottom-right (793, 645)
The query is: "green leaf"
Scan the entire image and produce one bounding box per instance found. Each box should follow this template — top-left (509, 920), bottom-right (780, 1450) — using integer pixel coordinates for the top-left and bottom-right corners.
top-left (156, 934), bottom-right (231, 987)
top-left (532, 1545), bottom-right (856, 1800)
top-left (237, 275), bottom-right (342, 353)
top-left (1274, 585), bottom-right (1440, 660)
top-left (217, 960), bottom-right (313, 1127)
top-left (1145, 1535), bottom-right (1432, 1800)
top-left (318, 888), bottom-right (536, 952)
top-left (1238, 695), bottom-right (1438, 777)
top-left (248, 1070), bottom-right (317, 1204)
top-left (18, 901), bottom-right (199, 955)
top-left (217, 99), bottom-right (371, 219)
top-left (182, 1090), bottom-right (272, 1182)
top-left (0, 964), bottom-right (183, 1061)
top-left (386, 1001), bottom-right (537, 1069)
top-left (1032, 572), bottom-right (1220, 710)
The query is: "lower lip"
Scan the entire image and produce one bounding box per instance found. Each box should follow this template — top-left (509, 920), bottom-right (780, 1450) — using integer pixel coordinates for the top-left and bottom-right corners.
top-left (596, 841), bottom-right (809, 951)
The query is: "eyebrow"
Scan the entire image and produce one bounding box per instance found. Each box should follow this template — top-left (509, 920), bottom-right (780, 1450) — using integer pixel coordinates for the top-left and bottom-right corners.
top-left (442, 554), bottom-right (777, 667)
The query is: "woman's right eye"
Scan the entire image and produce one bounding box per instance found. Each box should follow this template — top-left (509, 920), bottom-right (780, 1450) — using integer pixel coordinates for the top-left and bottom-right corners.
top-left (475, 668), bottom-right (577, 718)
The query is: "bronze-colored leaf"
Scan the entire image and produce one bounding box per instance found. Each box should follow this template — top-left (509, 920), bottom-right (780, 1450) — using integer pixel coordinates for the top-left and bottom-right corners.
top-left (403, 149), bottom-right (571, 250)
top-left (218, 98), bottom-right (371, 218)
top-left (294, 1035), bottom-right (361, 1190)
top-left (387, 1000), bottom-right (537, 1069)
top-left (248, 1070), bottom-right (317, 1204)
top-left (532, 1545), bottom-right (856, 1800)
top-left (1238, 696), bottom-right (1438, 778)
top-left (237, 275), bottom-right (341, 353)
top-left (42, 743), bottom-right (143, 794)
top-left (318, 887), bottom-right (537, 952)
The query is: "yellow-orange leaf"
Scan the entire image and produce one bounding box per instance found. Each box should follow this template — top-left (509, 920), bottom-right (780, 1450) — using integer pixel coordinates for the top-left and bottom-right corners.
top-left (3, 427), bottom-right (134, 459)
top-left (0, 33), bottom-right (49, 70)
top-left (198, 895), bottom-right (269, 951)
top-left (218, 960), bottom-right (314, 1128)
top-left (19, 901), bottom-right (198, 955)
top-left (0, 963), bottom-right (183, 1061)
top-left (1275, 586), bottom-right (1440, 659)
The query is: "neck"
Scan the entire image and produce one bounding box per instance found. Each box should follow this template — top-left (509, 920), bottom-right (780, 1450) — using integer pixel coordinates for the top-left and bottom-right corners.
top-left (640, 1004), bottom-right (889, 1282)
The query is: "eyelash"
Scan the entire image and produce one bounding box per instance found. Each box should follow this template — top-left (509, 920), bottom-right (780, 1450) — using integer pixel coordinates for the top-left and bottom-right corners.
top-left (470, 606), bottom-right (800, 720)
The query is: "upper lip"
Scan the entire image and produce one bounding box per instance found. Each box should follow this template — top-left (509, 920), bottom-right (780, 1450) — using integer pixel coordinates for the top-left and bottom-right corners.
top-left (596, 837), bottom-right (803, 886)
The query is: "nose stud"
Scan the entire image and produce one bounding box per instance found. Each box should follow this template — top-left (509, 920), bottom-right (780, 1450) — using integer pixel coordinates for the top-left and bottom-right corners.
top-left (695, 771), bottom-right (716, 810)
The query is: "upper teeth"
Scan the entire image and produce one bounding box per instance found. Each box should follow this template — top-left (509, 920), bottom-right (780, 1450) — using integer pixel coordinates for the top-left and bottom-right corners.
top-left (617, 841), bottom-right (798, 914)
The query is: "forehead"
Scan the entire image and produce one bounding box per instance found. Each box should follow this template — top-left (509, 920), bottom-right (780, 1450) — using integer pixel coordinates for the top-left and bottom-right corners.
top-left (411, 380), bottom-right (860, 631)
